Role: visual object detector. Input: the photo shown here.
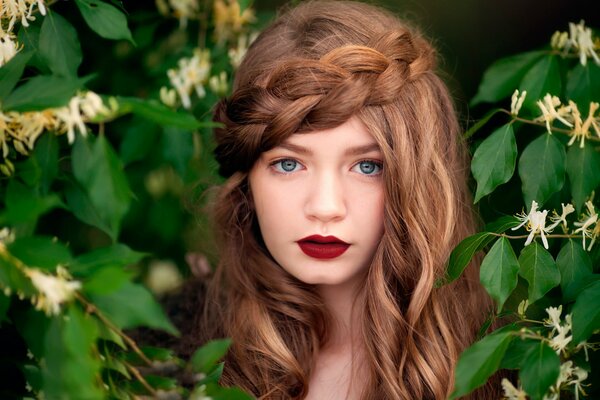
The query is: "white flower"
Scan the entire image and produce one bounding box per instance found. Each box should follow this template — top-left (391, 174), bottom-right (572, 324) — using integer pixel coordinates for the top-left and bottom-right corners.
top-left (0, 0), bottom-right (47, 31)
top-left (566, 101), bottom-right (600, 148)
top-left (160, 86), bottom-right (177, 107)
top-left (512, 200), bottom-right (551, 249)
top-left (145, 259), bottom-right (183, 296)
top-left (566, 21), bottom-right (600, 66)
top-left (208, 71), bottom-right (228, 96)
top-left (510, 89), bottom-right (527, 116)
top-left (501, 378), bottom-right (527, 400)
top-left (543, 306), bottom-right (573, 355)
top-left (547, 203), bottom-right (575, 231)
top-left (166, 48), bottom-right (211, 109)
top-left (0, 33), bottom-right (20, 67)
top-left (0, 227), bottom-right (15, 243)
top-left (535, 94), bottom-right (573, 134)
top-left (25, 266), bottom-right (81, 316)
top-left (228, 31), bottom-right (257, 69)
top-left (159, 0), bottom-right (199, 28)
top-left (573, 201), bottom-right (599, 250)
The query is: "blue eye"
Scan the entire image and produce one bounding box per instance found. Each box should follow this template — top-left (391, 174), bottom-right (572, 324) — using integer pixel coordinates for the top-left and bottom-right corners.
top-left (271, 159), bottom-right (302, 173)
top-left (353, 160), bottom-right (382, 175)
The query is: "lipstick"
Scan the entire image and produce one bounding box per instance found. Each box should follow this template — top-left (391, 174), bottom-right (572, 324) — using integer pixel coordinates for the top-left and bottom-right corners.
top-left (297, 235), bottom-right (350, 259)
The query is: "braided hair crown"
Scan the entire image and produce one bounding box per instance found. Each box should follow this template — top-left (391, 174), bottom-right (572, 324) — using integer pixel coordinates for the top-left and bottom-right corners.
top-left (213, 0), bottom-right (435, 177)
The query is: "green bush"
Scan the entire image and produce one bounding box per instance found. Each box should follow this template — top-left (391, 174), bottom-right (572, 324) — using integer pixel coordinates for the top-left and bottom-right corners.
top-left (0, 0), bottom-right (263, 398)
top-left (448, 21), bottom-right (600, 400)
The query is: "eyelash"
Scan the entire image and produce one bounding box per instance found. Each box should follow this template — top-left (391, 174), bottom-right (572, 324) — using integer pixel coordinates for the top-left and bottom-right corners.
top-left (268, 158), bottom-right (383, 176)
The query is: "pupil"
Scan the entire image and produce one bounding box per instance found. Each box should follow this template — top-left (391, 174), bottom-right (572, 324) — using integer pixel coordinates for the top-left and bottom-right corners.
top-left (282, 160), bottom-right (296, 171)
top-left (360, 161), bottom-right (375, 174)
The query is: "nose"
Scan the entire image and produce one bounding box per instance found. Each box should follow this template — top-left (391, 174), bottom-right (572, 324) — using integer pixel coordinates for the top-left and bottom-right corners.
top-left (304, 170), bottom-right (347, 223)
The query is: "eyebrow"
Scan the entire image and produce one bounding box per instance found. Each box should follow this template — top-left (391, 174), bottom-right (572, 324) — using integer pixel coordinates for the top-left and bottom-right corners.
top-left (277, 142), bottom-right (381, 156)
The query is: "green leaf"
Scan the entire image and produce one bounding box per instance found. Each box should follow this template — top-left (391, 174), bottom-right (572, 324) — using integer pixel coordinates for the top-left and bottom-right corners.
top-left (518, 133), bottom-right (566, 207)
top-left (484, 215), bottom-right (520, 234)
top-left (445, 232), bottom-right (495, 285)
top-left (519, 341), bottom-right (560, 400)
top-left (70, 244), bottom-right (147, 277)
top-left (471, 51), bottom-right (545, 106)
top-left (119, 117), bottom-right (160, 165)
top-left (0, 50), bottom-right (33, 100)
top-left (39, 11), bottom-right (82, 77)
top-left (82, 266), bottom-right (133, 295)
top-left (88, 281), bottom-right (178, 335)
top-left (72, 135), bottom-right (132, 241)
top-left (518, 242), bottom-right (560, 303)
top-left (571, 280), bottom-right (600, 344)
top-left (556, 240), bottom-right (593, 302)
top-left (500, 338), bottom-right (539, 369)
top-left (450, 329), bottom-right (514, 399)
top-left (2, 75), bottom-right (88, 112)
top-left (566, 144), bottom-right (600, 212)
top-left (75, 0), bottom-right (134, 43)
top-left (566, 63), bottom-right (600, 106)
top-left (13, 308), bottom-right (50, 358)
top-left (464, 109), bottom-right (504, 139)
top-left (471, 124), bottom-right (517, 202)
top-left (16, 20), bottom-right (50, 74)
top-left (206, 385), bottom-right (254, 400)
top-left (116, 96), bottom-right (202, 129)
top-left (64, 180), bottom-right (113, 237)
top-left (0, 179), bottom-right (63, 225)
top-left (162, 127), bottom-right (194, 176)
top-left (7, 236), bottom-right (72, 271)
top-left (479, 237), bottom-right (520, 312)
top-left (32, 133), bottom-right (59, 195)
top-left (191, 339), bottom-right (232, 374)
top-left (518, 55), bottom-right (561, 112)
top-left (42, 306), bottom-right (103, 399)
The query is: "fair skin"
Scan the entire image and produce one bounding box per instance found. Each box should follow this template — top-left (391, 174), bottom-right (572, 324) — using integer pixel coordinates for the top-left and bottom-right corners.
top-left (248, 117), bottom-right (385, 399)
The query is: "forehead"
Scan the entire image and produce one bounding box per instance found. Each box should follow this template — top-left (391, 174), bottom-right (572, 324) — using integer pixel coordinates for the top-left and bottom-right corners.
top-left (277, 117), bottom-right (380, 153)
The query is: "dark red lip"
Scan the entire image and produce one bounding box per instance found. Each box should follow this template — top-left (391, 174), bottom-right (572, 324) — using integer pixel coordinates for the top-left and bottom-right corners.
top-left (297, 235), bottom-right (350, 259)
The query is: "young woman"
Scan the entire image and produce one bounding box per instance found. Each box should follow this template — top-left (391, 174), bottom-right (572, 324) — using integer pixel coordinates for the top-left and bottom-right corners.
top-left (194, 1), bottom-right (495, 398)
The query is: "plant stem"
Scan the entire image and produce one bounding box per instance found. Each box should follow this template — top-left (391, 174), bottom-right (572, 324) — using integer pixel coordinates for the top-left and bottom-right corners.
top-left (75, 293), bottom-right (154, 366)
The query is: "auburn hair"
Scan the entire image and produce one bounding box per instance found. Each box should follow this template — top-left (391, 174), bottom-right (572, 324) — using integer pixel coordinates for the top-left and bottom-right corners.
top-left (201, 1), bottom-right (495, 398)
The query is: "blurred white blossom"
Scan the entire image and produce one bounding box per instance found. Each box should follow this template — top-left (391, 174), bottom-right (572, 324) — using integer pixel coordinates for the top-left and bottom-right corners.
top-left (0, 91), bottom-right (114, 168)
top-left (501, 378), bottom-right (527, 400)
top-left (0, 0), bottom-right (47, 32)
top-left (209, 71), bottom-right (228, 96)
top-left (228, 32), bottom-right (257, 69)
top-left (155, 0), bottom-right (198, 28)
top-left (552, 21), bottom-right (600, 66)
top-left (0, 33), bottom-right (20, 66)
top-left (166, 48), bottom-right (211, 109)
top-left (25, 266), bottom-right (81, 316)
top-left (145, 259), bottom-right (183, 296)
top-left (213, 0), bottom-right (255, 44)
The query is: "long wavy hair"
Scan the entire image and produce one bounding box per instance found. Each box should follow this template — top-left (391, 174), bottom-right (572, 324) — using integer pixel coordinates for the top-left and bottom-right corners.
top-left (201, 1), bottom-right (495, 398)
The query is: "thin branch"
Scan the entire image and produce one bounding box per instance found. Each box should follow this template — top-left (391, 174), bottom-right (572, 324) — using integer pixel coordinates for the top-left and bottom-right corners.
top-left (75, 293), bottom-right (154, 366)
top-left (125, 363), bottom-right (158, 396)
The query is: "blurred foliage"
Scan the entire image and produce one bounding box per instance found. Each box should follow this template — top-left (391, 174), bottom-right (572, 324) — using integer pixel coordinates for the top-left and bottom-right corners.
top-left (0, 0), bottom-right (266, 398)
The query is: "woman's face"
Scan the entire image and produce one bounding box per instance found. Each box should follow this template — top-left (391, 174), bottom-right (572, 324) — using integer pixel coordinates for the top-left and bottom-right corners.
top-left (249, 117), bottom-right (385, 291)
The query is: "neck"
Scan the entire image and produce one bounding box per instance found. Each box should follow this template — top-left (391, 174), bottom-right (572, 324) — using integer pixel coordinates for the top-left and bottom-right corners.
top-left (317, 279), bottom-right (364, 351)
